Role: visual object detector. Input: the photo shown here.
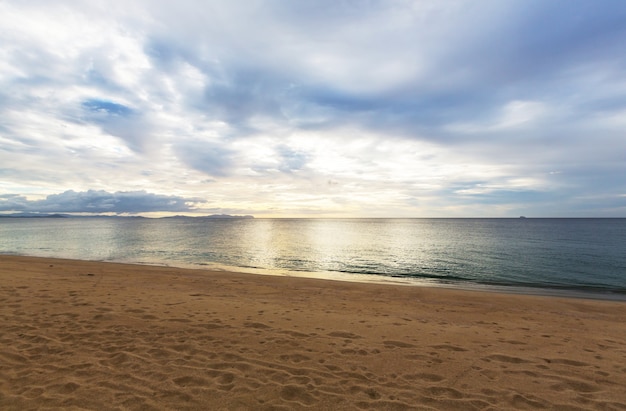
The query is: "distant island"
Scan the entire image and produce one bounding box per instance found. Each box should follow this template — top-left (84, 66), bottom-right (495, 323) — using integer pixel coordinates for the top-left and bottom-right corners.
top-left (0, 213), bottom-right (254, 219)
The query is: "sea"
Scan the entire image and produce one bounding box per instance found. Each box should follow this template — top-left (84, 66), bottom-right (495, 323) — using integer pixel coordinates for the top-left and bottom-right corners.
top-left (1, 217), bottom-right (625, 300)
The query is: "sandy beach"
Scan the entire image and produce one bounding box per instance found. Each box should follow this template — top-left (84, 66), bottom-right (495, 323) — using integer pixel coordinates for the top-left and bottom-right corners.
top-left (1, 255), bottom-right (625, 410)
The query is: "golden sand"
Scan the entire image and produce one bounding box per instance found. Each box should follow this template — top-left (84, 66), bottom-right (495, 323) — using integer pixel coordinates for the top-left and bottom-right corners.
top-left (1, 255), bottom-right (625, 410)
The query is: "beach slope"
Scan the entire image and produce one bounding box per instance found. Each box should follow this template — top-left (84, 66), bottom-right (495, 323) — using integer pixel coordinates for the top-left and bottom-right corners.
top-left (1, 255), bottom-right (625, 410)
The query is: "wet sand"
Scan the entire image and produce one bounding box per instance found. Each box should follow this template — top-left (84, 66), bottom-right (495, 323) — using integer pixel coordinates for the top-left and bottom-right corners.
top-left (1, 255), bottom-right (626, 410)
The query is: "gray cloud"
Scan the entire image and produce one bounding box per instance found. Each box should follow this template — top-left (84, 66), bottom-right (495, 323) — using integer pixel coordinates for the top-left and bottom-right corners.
top-left (79, 99), bottom-right (153, 153)
top-left (174, 141), bottom-right (234, 177)
top-left (277, 146), bottom-right (308, 174)
top-left (0, 190), bottom-right (199, 214)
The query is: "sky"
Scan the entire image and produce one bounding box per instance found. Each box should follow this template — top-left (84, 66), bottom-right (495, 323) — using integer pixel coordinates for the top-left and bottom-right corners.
top-left (1, 0), bottom-right (626, 217)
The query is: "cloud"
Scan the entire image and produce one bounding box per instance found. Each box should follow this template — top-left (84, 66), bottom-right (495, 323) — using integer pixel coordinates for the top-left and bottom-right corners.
top-left (174, 141), bottom-right (234, 177)
top-left (79, 98), bottom-right (155, 153)
top-left (0, 190), bottom-right (199, 214)
top-left (1, 0), bottom-right (626, 216)
top-left (277, 145), bottom-right (309, 174)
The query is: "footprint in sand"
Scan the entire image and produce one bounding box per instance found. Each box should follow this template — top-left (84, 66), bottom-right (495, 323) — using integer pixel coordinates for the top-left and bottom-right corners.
top-left (173, 376), bottom-right (209, 387)
top-left (327, 331), bottom-right (362, 339)
top-left (279, 385), bottom-right (317, 406)
top-left (430, 344), bottom-right (468, 352)
top-left (383, 340), bottom-right (416, 348)
top-left (403, 373), bottom-right (445, 383)
top-left (483, 354), bottom-right (531, 364)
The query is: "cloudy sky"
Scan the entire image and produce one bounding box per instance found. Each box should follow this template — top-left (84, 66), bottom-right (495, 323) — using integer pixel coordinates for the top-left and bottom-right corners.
top-left (1, 0), bottom-right (625, 217)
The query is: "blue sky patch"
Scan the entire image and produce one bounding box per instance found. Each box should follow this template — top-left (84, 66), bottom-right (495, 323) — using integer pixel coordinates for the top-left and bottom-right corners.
top-left (82, 99), bottom-right (134, 116)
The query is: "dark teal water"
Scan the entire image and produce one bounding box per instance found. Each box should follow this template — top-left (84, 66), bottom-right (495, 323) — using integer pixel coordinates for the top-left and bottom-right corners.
top-left (1, 218), bottom-right (625, 298)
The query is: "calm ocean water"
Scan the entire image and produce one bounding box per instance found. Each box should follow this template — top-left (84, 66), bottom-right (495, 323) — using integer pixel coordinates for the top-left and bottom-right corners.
top-left (1, 218), bottom-right (625, 298)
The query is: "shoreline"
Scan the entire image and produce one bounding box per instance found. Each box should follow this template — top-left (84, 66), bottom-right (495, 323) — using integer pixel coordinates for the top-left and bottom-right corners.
top-left (186, 261), bottom-right (626, 302)
top-left (2, 254), bottom-right (626, 410)
top-left (5, 252), bottom-right (625, 302)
